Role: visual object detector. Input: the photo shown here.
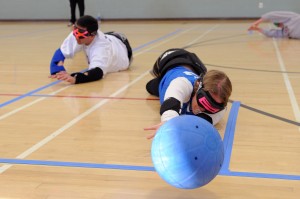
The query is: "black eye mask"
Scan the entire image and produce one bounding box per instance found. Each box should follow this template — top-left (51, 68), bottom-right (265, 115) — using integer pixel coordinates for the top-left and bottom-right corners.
top-left (196, 88), bottom-right (225, 114)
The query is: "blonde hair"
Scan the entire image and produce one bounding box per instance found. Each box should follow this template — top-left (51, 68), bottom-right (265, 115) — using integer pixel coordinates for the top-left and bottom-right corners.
top-left (201, 70), bottom-right (232, 106)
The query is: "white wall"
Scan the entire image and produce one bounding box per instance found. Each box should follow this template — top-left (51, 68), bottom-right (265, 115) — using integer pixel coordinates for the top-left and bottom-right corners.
top-left (0, 0), bottom-right (300, 20)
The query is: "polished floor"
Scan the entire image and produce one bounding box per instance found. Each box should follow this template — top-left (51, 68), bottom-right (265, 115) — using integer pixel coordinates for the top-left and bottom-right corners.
top-left (0, 20), bottom-right (300, 198)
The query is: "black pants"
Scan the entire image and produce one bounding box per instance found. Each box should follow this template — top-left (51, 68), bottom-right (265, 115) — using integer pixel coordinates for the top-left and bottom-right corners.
top-left (70, 0), bottom-right (85, 24)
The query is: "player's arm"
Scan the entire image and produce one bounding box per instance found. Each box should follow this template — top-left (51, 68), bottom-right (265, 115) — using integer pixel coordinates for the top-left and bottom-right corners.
top-left (261, 11), bottom-right (294, 24)
top-left (70, 67), bottom-right (104, 84)
top-left (160, 77), bottom-right (193, 122)
top-left (144, 77), bottom-right (192, 139)
top-left (248, 18), bottom-right (264, 30)
top-left (50, 48), bottom-right (66, 75)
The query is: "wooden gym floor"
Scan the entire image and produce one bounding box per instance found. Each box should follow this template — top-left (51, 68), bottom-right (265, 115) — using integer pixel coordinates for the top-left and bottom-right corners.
top-left (0, 19), bottom-right (300, 198)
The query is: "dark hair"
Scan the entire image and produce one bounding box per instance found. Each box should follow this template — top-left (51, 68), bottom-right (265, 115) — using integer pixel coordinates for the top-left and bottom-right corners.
top-left (76, 15), bottom-right (98, 35)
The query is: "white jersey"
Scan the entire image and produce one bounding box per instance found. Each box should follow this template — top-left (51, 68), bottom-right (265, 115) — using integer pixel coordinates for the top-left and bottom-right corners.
top-left (60, 30), bottom-right (130, 75)
top-left (261, 11), bottom-right (300, 39)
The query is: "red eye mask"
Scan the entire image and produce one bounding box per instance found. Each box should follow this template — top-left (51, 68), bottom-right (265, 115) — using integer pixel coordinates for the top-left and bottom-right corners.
top-left (73, 26), bottom-right (90, 39)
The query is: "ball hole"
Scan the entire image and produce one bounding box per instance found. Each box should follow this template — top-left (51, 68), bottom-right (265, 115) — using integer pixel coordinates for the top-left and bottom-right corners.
top-left (195, 125), bottom-right (199, 128)
top-left (194, 157), bottom-right (198, 160)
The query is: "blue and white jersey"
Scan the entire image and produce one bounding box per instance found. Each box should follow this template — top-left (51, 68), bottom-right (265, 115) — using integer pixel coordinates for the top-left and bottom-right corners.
top-left (159, 66), bottom-right (198, 104)
top-left (159, 66), bottom-right (225, 125)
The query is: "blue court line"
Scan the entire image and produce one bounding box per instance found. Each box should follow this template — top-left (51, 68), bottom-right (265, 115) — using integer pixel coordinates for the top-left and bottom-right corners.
top-left (1, 101), bottom-right (300, 181)
top-left (0, 29), bottom-right (183, 108)
top-left (221, 171), bottom-right (300, 181)
top-left (219, 101), bottom-right (300, 181)
top-left (0, 158), bottom-right (155, 171)
top-left (0, 158), bottom-right (299, 181)
top-left (221, 101), bottom-right (240, 172)
top-left (0, 81), bottom-right (61, 108)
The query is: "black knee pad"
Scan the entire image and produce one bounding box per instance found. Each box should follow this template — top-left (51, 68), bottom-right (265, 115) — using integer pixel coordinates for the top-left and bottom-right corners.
top-left (146, 78), bottom-right (160, 97)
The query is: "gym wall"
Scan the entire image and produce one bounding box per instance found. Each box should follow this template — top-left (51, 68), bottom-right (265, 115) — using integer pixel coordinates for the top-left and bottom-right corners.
top-left (0, 0), bottom-right (299, 20)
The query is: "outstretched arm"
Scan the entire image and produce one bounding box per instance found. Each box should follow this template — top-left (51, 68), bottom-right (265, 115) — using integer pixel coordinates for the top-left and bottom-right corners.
top-left (144, 122), bottom-right (165, 140)
top-left (248, 18), bottom-right (266, 31)
top-left (247, 17), bottom-right (287, 38)
top-left (70, 67), bottom-right (104, 84)
top-left (144, 76), bottom-right (193, 139)
top-left (49, 67), bottom-right (104, 84)
top-left (248, 25), bottom-right (264, 33)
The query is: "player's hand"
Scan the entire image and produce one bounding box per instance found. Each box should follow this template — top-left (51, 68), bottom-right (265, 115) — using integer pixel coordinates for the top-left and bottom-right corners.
top-left (248, 18), bottom-right (263, 31)
top-left (49, 71), bottom-right (76, 84)
top-left (248, 26), bottom-right (258, 31)
top-left (48, 70), bottom-right (67, 79)
top-left (144, 122), bottom-right (165, 139)
top-left (55, 72), bottom-right (76, 84)
top-left (49, 61), bottom-right (66, 79)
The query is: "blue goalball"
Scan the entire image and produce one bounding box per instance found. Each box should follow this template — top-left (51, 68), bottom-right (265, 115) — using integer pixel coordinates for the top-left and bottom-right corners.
top-left (151, 115), bottom-right (224, 189)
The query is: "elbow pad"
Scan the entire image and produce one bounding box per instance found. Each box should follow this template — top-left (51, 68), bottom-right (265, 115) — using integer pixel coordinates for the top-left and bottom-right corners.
top-left (160, 97), bottom-right (181, 115)
top-left (50, 48), bottom-right (66, 75)
top-left (71, 67), bottom-right (104, 84)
